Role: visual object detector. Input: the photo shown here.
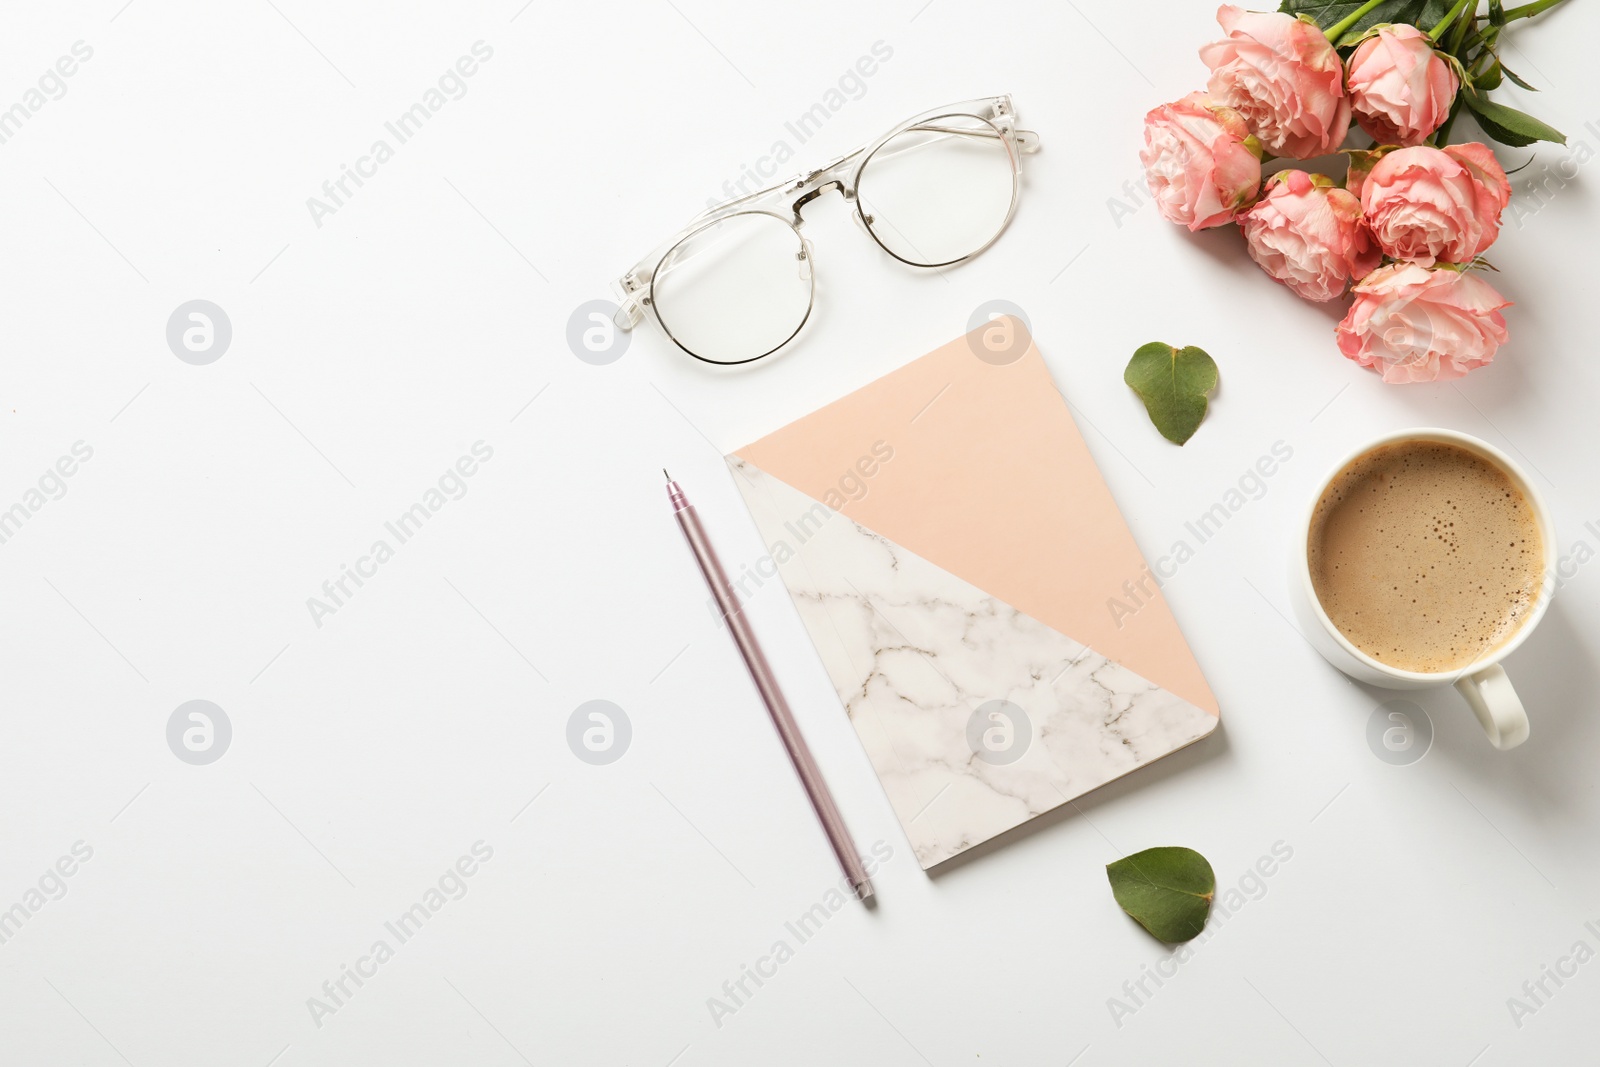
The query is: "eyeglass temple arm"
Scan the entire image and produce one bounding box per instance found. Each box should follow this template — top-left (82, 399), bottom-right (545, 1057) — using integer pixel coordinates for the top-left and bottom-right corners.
top-left (790, 126), bottom-right (1038, 187)
top-left (919, 123), bottom-right (1040, 153)
top-left (864, 124), bottom-right (1041, 169)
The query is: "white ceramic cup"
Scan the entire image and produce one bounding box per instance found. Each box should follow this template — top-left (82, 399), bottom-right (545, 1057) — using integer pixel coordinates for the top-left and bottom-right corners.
top-left (1288, 428), bottom-right (1555, 750)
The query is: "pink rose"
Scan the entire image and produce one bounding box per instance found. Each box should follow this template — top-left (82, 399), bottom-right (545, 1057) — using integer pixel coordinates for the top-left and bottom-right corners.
top-left (1199, 5), bottom-right (1351, 159)
top-left (1140, 91), bottom-right (1262, 231)
top-left (1346, 24), bottom-right (1459, 147)
top-left (1336, 262), bottom-right (1511, 383)
top-left (1240, 170), bottom-right (1380, 301)
top-left (1359, 143), bottom-right (1512, 265)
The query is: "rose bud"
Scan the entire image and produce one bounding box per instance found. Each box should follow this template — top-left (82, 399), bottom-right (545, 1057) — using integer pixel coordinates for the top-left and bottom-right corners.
top-left (1240, 170), bottom-right (1380, 302)
top-left (1359, 143), bottom-right (1512, 265)
top-left (1200, 5), bottom-right (1351, 159)
top-left (1336, 262), bottom-right (1511, 383)
top-left (1140, 91), bottom-right (1263, 231)
top-left (1346, 24), bottom-right (1459, 147)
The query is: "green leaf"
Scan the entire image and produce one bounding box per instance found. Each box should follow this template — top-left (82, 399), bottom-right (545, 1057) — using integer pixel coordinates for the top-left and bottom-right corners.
top-left (1461, 86), bottom-right (1566, 146)
top-left (1278, 0), bottom-right (1453, 43)
top-left (1501, 65), bottom-right (1537, 90)
top-left (1123, 343), bottom-right (1218, 446)
top-left (1106, 847), bottom-right (1216, 943)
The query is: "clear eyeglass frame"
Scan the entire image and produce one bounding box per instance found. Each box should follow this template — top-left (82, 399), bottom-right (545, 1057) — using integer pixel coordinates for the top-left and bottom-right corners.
top-left (613, 95), bottom-right (1041, 366)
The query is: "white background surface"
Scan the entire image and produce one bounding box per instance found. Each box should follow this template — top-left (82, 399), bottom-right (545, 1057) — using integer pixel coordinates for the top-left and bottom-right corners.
top-left (2, 1), bottom-right (1598, 1064)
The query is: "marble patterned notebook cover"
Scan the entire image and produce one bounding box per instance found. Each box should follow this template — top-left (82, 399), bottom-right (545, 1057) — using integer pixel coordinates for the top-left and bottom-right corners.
top-left (727, 319), bottom-right (1220, 870)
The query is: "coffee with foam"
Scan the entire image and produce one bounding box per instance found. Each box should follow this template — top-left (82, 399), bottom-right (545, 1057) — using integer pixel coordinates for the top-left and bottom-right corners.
top-left (1307, 440), bottom-right (1543, 674)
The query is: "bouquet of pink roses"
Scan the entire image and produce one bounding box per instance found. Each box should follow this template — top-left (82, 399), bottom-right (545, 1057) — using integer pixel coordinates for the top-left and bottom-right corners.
top-left (1142, 0), bottom-right (1568, 383)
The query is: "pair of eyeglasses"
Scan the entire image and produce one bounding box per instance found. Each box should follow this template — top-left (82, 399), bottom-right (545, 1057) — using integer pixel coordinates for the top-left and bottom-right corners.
top-left (613, 95), bottom-right (1040, 366)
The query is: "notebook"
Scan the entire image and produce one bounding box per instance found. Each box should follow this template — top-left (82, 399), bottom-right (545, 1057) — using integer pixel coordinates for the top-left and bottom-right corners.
top-left (726, 318), bottom-right (1220, 869)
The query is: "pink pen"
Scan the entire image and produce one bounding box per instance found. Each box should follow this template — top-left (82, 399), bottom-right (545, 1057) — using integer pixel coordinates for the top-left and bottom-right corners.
top-left (666, 470), bottom-right (875, 903)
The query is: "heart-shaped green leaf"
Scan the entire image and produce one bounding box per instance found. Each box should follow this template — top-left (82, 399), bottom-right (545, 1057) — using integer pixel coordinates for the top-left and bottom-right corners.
top-left (1124, 342), bottom-right (1218, 446)
top-left (1106, 846), bottom-right (1216, 943)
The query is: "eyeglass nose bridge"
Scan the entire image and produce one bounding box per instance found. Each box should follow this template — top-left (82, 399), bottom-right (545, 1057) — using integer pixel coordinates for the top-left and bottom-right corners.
top-left (789, 178), bottom-right (853, 227)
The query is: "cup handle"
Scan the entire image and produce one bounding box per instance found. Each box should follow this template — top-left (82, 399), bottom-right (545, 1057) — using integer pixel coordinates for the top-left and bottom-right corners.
top-left (1454, 665), bottom-right (1530, 750)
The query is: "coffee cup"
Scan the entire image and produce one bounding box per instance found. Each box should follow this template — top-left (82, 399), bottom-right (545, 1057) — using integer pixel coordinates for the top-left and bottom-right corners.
top-left (1288, 428), bottom-right (1555, 750)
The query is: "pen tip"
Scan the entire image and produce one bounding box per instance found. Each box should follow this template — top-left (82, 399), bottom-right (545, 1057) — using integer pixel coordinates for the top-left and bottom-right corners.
top-left (663, 468), bottom-right (671, 482)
